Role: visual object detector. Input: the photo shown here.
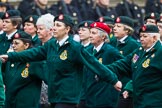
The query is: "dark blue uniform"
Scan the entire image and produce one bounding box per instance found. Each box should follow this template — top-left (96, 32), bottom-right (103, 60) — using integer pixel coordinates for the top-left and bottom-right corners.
top-left (115, 1), bottom-right (144, 26)
top-left (145, 0), bottom-right (162, 15)
top-left (18, 0), bottom-right (51, 20)
top-left (49, 1), bottom-right (82, 24)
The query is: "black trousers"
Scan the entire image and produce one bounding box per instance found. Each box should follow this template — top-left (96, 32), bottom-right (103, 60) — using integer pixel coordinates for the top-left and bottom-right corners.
top-left (50, 103), bottom-right (77, 108)
top-left (117, 96), bottom-right (133, 108)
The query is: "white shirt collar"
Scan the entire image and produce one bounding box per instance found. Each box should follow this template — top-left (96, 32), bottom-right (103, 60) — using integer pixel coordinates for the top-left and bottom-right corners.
top-left (94, 42), bottom-right (104, 52)
top-left (0, 30), bottom-right (4, 35)
top-left (82, 42), bottom-right (90, 47)
top-left (6, 30), bottom-right (17, 40)
top-left (145, 42), bottom-right (156, 52)
top-left (57, 35), bottom-right (69, 47)
top-left (118, 35), bottom-right (128, 42)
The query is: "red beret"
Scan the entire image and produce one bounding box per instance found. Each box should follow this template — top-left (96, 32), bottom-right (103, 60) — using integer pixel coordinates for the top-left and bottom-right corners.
top-left (90, 22), bottom-right (110, 34)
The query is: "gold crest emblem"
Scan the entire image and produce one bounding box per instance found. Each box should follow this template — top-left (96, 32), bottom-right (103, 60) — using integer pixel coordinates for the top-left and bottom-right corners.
top-left (60, 50), bottom-right (67, 60)
top-left (21, 68), bottom-right (29, 78)
top-left (142, 59), bottom-right (150, 68)
top-left (98, 58), bottom-right (102, 64)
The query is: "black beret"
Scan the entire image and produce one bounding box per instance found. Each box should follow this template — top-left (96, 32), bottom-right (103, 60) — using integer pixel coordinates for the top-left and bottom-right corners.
top-left (78, 20), bottom-right (93, 28)
top-left (115, 16), bottom-right (134, 28)
top-left (97, 16), bottom-right (114, 25)
top-left (144, 12), bottom-right (160, 21)
top-left (54, 14), bottom-right (74, 27)
top-left (23, 15), bottom-right (39, 25)
top-left (139, 25), bottom-right (159, 33)
top-left (13, 31), bottom-right (32, 41)
top-left (2, 10), bottom-right (21, 19)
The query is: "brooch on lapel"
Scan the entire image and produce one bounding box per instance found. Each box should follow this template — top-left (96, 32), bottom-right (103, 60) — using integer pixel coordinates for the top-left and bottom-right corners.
top-left (60, 50), bottom-right (67, 60)
top-left (142, 59), bottom-right (150, 68)
top-left (98, 58), bottom-right (102, 64)
top-left (21, 63), bottom-right (30, 78)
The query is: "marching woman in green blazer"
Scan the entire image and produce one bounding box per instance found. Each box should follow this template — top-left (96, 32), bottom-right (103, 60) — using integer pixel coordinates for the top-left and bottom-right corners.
top-left (0, 14), bottom-right (122, 108)
top-left (3, 31), bottom-right (45, 108)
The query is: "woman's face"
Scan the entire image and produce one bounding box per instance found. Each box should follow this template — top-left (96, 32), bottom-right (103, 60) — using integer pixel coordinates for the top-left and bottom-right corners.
top-left (53, 21), bottom-right (70, 41)
top-left (12, 39), bottom-right (29, 52)
top-left (24, 22), bottom-right (37, 36)
top-left (3, 19), bottom-right (17, 34)
top-left (37, 24), bottom-right (50, 42)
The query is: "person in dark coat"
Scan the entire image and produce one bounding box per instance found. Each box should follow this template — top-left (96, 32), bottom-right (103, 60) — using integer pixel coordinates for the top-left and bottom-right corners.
top-left (23, 15), bottom-right (42, 47)
top-left (106, 24), bottom-right (162, 108)
top-left (0, 10), bottom-right (22, 55)
top-left (83, 22), bottom-right (123, 108)
top-left (0, 14), bottom-right (122, 108)
top-left (18, 0), bottom-right (51, 20)
top-left (113, 16), bottom-right (140, 108)
top-left (49, 0), bottom-right (82, 24)
top-left (3, 31), bottom-right (46, 108)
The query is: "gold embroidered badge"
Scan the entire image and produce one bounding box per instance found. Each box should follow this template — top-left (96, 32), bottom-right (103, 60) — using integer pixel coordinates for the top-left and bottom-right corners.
top-left (60, 50), bottom-right (67, 60)
top-left (98, 58), bottom-right (102, 64)
top-left (142, 59), bottom-right (150, 68)
top-left (21, 63), bottom-right (30, 78)
top-left (21, 68), bottom-right (29, 78)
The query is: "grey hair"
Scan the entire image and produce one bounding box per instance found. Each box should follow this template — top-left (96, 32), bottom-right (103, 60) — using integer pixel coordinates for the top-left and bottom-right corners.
top-left (123, 24), bottom-right (134, 35)
top-left (98, 29), bottom-right (110, 42)
top-left (36, 13), bottom-right (54, 30)
top-left (147, 33), bottom-right (160, 40)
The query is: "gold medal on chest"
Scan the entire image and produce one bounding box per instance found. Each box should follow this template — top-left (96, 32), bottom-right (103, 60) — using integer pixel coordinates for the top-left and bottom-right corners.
top-left (60, 50), bottom-right (67, 60)
top-left (142, 59), bottom-right (150, 68)
top-left (98, 58), bottom-right (102, 64)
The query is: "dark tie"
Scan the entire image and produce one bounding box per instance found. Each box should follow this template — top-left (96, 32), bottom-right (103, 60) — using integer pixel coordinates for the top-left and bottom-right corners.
top-left (56, 42), bottom-right (60, 51)
top-left (93, 49), bottom-right (97, 55)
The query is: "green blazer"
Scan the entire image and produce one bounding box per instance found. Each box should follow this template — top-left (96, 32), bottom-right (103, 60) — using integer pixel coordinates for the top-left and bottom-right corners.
top-left (4, 61), bottom-right (45, 108)
top-left (84, 43), bottom-right (123, 108)
top-left (116, 36), bottom-right (140, 91)
top-left (0, 61), bottom-right (5, 107)
top-left (0, 31), bottom-right (19, 55)
top-left (7, 37), bottom-right (118, 104)
top-left (32, 34), bottom-right (42, 47)
top-left (107, 41), bottom-right (162, 108)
